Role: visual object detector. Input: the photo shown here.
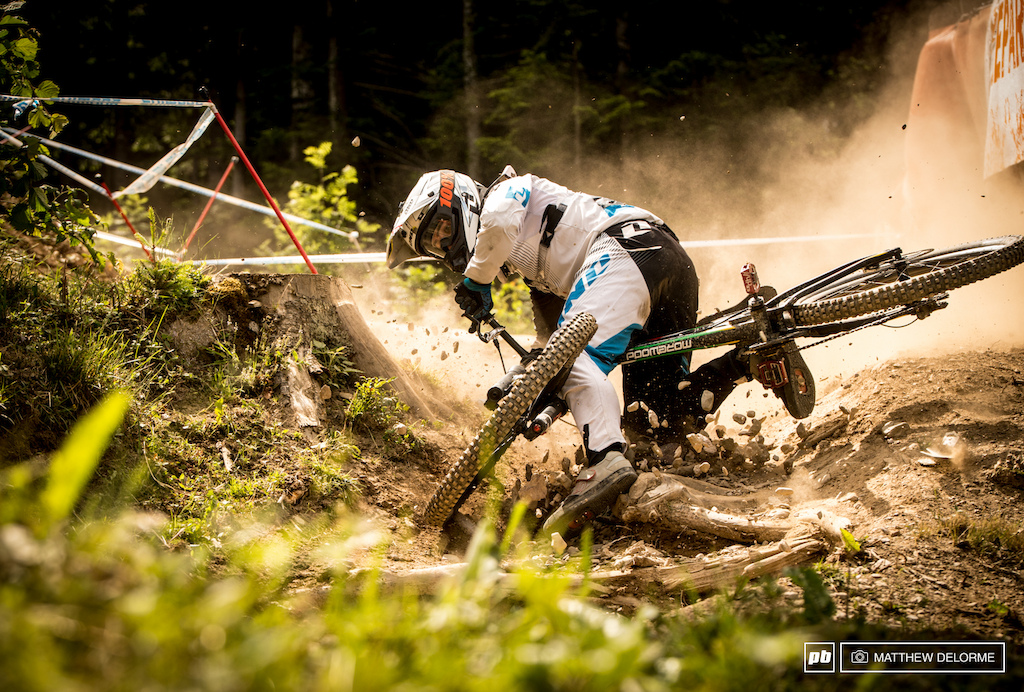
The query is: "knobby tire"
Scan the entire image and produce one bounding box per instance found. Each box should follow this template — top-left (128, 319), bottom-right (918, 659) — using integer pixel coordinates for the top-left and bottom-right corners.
top-left (790, 235), bottom-right (1024, 326)
top-left (422, 312), bottom-right (598, 527)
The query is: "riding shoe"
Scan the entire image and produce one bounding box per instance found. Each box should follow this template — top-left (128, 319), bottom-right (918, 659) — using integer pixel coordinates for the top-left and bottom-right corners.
top-left (541, 451), bottom-right (638, 538)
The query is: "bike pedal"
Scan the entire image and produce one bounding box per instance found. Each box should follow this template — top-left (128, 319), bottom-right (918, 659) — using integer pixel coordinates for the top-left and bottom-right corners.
top-left (757, 359), bottom-right (789, 388)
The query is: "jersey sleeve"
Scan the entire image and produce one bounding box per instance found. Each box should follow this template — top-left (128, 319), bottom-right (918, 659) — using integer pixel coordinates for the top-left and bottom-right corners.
top-left (463, 176), bottom-right (533, 285)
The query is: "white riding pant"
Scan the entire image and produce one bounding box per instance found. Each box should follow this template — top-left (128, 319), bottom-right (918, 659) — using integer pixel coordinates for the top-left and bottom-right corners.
top-left (557, 234), bottom-right (651, 455)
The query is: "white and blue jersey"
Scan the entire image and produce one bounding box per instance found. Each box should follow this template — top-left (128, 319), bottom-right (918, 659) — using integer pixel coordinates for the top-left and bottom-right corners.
top-left (466, 174), bottom-right (666, 298)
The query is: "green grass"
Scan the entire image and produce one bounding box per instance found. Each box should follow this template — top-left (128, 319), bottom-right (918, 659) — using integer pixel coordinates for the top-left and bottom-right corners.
top-left (937, 512), bottom-right (1024, 567)
top-left (0, 238), bottom-right (370, 548)
top-left (2, 394), bottom-right (1022, 692)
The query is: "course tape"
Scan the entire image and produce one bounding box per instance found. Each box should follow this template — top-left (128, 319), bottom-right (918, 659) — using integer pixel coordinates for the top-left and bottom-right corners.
top-left (3, 128), bottom-right (358, 241)
top-left (114, 108), bottom-right (215, 197)
top-left (0, 128), bottom-right (107, 195)
top-left (1, 94), bottom-right (210, 109)
top-left (94, 231), bottom-right (177, 257)
top-left (190, 233), bottom-right (879, 266)
top-left (679, 234), bottom-right (876, 248)
top-left (196, 253), bottom-right (389, 266)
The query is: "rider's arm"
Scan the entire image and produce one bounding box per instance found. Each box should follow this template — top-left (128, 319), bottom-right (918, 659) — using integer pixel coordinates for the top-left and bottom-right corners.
top-left (463, 176), bottom-right (533, 285)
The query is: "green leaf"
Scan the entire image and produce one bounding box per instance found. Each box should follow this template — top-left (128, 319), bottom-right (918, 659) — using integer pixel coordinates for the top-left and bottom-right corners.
top-left (35, 79), bottom-right (59, 98)
top-left (13, 36), bottom-right (37, 59)
top-left (40, 391), bottom-right (130, 529)
top-left (27, 107), bottom-right (50, 129)
top-left (840, 528), bottom-right (862, 554)
top-left (49, 113), bottom-right (68, 136)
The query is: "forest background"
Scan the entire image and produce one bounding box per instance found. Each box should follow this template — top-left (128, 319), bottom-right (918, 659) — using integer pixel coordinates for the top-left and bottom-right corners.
top-left (15, 0), bottom-right (975, 260)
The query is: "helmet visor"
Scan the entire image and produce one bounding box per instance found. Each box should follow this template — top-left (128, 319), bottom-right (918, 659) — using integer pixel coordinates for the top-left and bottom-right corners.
top-left (421, 217), bottom-right (452, 259)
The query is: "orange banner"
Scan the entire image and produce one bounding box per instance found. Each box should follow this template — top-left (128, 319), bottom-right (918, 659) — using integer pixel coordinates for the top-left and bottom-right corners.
top-left (986, 0), bottom-right (1024, 176)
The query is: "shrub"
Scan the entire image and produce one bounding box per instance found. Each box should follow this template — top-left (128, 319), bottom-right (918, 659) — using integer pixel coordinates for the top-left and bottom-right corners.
top-left (345, 377), bottom-right (407, 433)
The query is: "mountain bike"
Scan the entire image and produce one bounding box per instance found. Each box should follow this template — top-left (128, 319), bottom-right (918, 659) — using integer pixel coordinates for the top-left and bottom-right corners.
top-left (422, 234), bottom-right (1024, 527)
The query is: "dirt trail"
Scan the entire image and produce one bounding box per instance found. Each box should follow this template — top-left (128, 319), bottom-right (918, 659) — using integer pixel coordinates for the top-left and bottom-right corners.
top-left (346, 290), bottom-right (1024, 641)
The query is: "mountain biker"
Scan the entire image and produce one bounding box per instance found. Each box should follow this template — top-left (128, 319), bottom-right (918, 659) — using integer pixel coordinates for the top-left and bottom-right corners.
top-left (386, 166), bottom-right (748, 537)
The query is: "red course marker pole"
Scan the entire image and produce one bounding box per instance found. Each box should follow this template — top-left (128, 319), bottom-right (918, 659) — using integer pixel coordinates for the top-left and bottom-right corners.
top-left (100, 182), bottom-right (153, 261)
top-left (206, 100), bottom-right (318, 274)
top-left (184, 155), bottom-right (236, 252)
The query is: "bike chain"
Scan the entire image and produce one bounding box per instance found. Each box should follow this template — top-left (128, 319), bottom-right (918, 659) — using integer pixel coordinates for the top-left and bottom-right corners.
top-left (794, 308), bottom-right (923, 353)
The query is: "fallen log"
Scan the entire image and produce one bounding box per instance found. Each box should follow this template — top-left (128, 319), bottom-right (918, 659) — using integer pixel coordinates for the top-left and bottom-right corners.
top-left (362, 515), bottom-right (841, 598)
top-left (589, 526), bottom-right (827, 594)
top-left (617, 472), bottom-right (852, 547)
top-left (361, 471), bottom-right (852, 599)
top-left (619, 472), bottom-right (791, 543)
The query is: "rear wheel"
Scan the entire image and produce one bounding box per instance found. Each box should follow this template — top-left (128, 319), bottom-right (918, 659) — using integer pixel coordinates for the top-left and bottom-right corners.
top-left (788, 236), bottom-right (1024, 326)
top-left (422, 312), bottom-right (598, 527)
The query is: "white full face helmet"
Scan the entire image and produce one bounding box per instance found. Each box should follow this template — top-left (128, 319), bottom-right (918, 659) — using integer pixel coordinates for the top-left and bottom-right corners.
top-left (386, 170), bottom-right (482, 273)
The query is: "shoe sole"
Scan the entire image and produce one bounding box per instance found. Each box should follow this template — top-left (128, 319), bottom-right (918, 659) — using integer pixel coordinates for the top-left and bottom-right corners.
top-left (542, 466), bottom-right (637, 536)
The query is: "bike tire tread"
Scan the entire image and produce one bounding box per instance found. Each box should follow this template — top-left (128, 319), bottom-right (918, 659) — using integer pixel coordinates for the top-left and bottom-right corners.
top-left (422, 312), bottom-right (598, 527)
top-left (791, 235), bottom-right (1024, 326)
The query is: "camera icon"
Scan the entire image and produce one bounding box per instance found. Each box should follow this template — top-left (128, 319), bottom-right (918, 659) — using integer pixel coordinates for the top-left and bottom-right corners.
top-left (850, 649), bottom-right (870, 665)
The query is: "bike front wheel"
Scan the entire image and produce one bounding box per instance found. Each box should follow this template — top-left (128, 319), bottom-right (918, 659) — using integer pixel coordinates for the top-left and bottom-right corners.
top-left (786, 235), bottom-right (1024, 326)
top-left (422, 312), bottom-right (598, 527)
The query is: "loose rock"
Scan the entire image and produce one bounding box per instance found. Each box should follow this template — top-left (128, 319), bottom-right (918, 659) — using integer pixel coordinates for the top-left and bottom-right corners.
top-left (882, 421), bottom-right (910, 438)
top-left (701, 390), bottom-right (715, 412)
top-left (551, 532), bottom-right (567, 556)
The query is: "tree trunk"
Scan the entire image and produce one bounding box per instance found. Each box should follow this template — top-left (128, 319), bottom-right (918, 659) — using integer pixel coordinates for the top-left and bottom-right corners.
top-left (615, 13), bottom-right (631, 163)
top-left (254, 274), bottom-right (448, 420)
top-left (291, 24), bottom-right (315, 163)
top-left (168, 274), bottom-right (454, 424)
top-left (463, 0), bottom-right (481, 181)
top-left (326, 0), bottom-right (348, 144)
top-left (232, 76), bottom-right (247, 199)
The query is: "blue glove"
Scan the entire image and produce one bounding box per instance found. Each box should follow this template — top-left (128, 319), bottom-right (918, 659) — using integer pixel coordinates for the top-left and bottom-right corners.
top-left (454, 277), bottom-right (493, 319)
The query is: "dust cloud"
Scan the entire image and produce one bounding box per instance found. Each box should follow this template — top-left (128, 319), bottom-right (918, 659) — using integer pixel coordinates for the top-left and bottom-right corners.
top-left (344, 8), bottom-right (1024, 419)
top-left (345, 272), bottom-right (514, 407)
top-left (557, 5), bottom-right (1024, 386)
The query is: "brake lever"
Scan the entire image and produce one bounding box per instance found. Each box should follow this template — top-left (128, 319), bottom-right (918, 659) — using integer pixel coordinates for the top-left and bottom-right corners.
top-left (467, 311), bottom-right (503, 343)
top-left (464, 310), bottom-right (531, 358)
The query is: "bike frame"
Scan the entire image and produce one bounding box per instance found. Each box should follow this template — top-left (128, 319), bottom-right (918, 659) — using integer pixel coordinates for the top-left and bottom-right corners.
top-left (618, 245), bottom-right (940, 366)
top-left (467, 243), bottom-right (950, 423)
